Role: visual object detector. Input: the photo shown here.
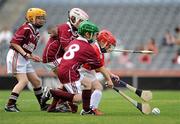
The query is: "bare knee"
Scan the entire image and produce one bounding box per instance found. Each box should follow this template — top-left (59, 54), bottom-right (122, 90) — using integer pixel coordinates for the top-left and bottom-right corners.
top-left (15, 74), bottom-right (29, 84)
top-left (83, 82), bottom-right (91, 89)
top-left (31, 77), bottom-right (42, 88)
top-left (92, 80), bottom-right (103, 91)
top-left (81, 77), bottom-right (92, 89)
top-left (12, 76), bottom-right (29, 93)
top-left (73, 94), bottom-right (82, 103)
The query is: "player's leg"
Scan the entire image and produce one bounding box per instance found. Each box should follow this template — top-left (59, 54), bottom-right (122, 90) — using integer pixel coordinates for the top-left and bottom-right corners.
top-left (61, 85), bottom-right (81, 113)
top-left (5, 50), bottom-right (29, 112)
top-left (41, 74), bottom-right (93, 114)
top-left (46, 87), bottom-right (64, 112)
top-left (47, 81), bottom-right (82, 113)
top-left (27, 72), bottom-right (49, 111)
top-left (49, 79), bottom-right (82, 103)
top-left (47, 97), bottom-right (60, 112)
top-left (5, 73), bottom-right (29, 112)
top-left (41, 80), bottom-right (82, 113)
top-left (90, 79), bottom-right (104, 115)
top-left (80, 76), bottom-right (96, 115)
top-left (47, 90), bottom-right (79, 113)
top-left (80, 69), bottom-right (104, 115)
top-left (47, 89), bottom-right (75, 104)
top-left (47, 95), bottom-right (79, 113)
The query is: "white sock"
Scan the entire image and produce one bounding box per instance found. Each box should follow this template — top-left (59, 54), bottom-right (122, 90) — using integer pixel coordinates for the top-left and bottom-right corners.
top-left (90, 90), bottom-right (102, 109)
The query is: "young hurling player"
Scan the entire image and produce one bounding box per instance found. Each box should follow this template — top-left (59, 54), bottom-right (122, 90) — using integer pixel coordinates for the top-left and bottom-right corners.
top-left (42, 20), bottom-right (113, 115)
top-left (82, 29), bottom-right (119, 113)
top-left (5, 8), bottom-right (48, 112)
top-left (41, 8), bottom-right (106, 115)
top-left (42, 8), bottom-right (89, 73)
top-left (42, 30), bottom-right (118, 115)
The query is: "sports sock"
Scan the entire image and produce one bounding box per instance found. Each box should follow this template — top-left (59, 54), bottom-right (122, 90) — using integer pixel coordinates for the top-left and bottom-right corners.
top-left (90, 90), bottom-right (102, 109)
top-left (7, 92), bottom-right (19, 106)
top-left (50, 89), bottom-right (74, 102)
top-left (82, 90), bottom-right (91, 112)
top-left (33, 87), bottom-right (43, 104)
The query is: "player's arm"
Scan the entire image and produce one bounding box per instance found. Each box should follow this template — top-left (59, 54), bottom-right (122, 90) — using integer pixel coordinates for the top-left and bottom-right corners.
top-left (10, 43), bottom-right (41, 62)
top-left (107, 69), bottom-right (119, 79)
top-left (95, 66), bottom-right (113, 88)
top-left (10, 42), bottom-right (30, 58)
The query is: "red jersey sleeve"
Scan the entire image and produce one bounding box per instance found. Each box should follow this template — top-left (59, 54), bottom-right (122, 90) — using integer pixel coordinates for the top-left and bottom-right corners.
top-left (93, 43), bottom-right (105, 66)
top-left (83, 43), bottom-right (105, 70)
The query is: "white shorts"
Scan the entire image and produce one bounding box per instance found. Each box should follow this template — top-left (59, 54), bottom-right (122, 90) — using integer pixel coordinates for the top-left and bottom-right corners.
top-left (6, 49), bottom-right (35, 74)
top-left (63, 74), bottom-right (84, 94)
top-left (43, 58), bottom-right (62, 71)
top-left (79, 68), bottom-right (97, 82)
top-left (95, 72), bottom-right (105, 82)
top-left (80, 68), bottom-right (105, 84)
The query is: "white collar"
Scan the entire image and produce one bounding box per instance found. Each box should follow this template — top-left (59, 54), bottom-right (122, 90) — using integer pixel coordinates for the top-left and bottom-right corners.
top-left (66, 21), bottom-right (72, 30)
top-left (94, 41), bottom-right (102, 54)
top-left (28, 23), bottom-right (39, 33)
top-left (77, 36), bottom-right (89, 43)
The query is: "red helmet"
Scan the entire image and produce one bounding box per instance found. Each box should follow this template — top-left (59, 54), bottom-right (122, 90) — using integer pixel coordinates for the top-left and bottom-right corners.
top-left (97, 29), bottom-right (116, 52)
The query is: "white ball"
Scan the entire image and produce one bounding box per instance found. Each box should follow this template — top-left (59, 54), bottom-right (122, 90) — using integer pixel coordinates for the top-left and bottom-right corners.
top-left (152, 107), bottom-right (160, 115)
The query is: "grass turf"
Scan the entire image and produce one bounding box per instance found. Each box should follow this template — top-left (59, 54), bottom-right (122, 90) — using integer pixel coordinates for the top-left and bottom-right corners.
top-left (0, 90), bottom-right (180, 124)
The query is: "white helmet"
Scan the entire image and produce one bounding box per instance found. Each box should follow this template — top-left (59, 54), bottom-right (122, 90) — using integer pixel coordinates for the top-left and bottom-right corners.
top-left (69, 8), bottom-right (89, 27)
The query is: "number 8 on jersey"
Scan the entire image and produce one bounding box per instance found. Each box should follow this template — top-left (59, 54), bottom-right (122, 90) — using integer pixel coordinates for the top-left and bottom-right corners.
top-left (64, 44), bottom-right (80, 60)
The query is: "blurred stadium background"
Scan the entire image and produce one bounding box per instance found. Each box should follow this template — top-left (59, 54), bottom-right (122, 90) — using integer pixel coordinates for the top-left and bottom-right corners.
top-left (1, 0), bottom-right (180, 90)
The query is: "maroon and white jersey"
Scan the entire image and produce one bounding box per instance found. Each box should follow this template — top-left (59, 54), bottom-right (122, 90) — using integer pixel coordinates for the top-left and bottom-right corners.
top-left (58, 22), bottom-right (78, 50)
top-left (42, 36), bottom-right (64, 63)
top-left (57, 37), bottom-right (102, 84)
top-left (42, 22), bottom-right (77, 63)
top-left (10, 22), bottom-right (40, 54)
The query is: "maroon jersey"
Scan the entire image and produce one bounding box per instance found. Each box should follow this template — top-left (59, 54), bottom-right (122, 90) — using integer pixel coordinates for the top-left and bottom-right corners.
top-left (10, 22), bottom-right (40, 54)
top-left (42, 22), bottom-right (77, 63)
top-left (57, 37), bottom-right (102, 84)
top-left (58, 22), bottom-right (78, 50)
top-left (42, 36), bottom-right (64, 63)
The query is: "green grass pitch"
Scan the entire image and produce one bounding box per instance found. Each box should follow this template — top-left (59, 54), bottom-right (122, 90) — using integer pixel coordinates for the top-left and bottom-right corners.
top-left (0, 90), bottom-right (180, 124)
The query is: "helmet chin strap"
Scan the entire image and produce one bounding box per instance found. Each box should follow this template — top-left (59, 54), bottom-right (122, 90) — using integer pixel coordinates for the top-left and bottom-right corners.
top-left (33, 24), bottom-right (43, 29)
top-left (68, 20), bottom-right (78, 31)
top-left (72, 24), bottom-right (78, 31)
top-left (98, 41), bottom-right (108, 53)
top-left (100, 46), bottom-right (107, 53)
top-left (87, 33), bottom-right (94, 43)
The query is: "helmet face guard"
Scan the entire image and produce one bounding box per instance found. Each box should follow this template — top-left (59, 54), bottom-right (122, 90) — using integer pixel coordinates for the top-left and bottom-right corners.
top-left (26, 8), bottom-right (47, 27)
top-left (68, 8), bottom-right (89, 28)
top-left (97, 29), bottom-right (116, 53)
top-left (78, 20), bottom-right (99, 43)
top-left (88, 32), bottom-right (99, 43)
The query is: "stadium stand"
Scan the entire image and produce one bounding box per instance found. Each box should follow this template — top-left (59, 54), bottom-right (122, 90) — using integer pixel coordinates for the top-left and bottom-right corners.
top-left (0, 0), bottom-right (6, 8)
top-left (1, 0), bottom-right (180, 76)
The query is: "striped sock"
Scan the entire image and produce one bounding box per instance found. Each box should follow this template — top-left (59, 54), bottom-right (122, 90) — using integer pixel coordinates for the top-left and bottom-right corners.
top-left (7, 92), bottom-right (19, 106)
top-left (33, 87), bottom-right (43, 104)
